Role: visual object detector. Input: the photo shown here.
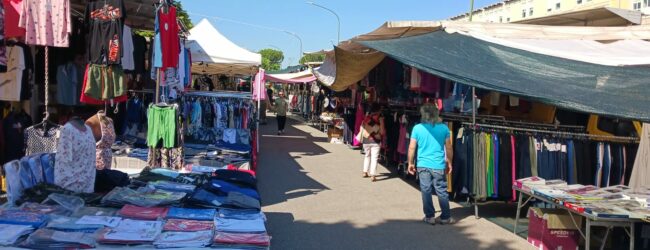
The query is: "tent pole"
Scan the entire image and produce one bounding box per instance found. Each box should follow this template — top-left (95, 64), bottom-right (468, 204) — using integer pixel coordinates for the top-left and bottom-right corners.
top-left (472, 87), bottom-right (476, 126)
top-left (257, 71), bottom-right (261, 154)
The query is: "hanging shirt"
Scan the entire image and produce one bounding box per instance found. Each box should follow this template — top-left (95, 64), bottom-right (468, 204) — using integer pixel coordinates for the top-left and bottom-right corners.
top-left (3, 0), bottom-right (26, 38)
top-left (132, 34), bottom-right (147, 74)
top-left (0, 45), bottom-right (25, 101)
top-left (54, 122), bottom-right (96, 193)
top-left (56, 62), bottom-right (79, 106)
top-left (85, 0), bottom-right (126, 64)
top-left (121, 25), bottom-right (135, 70)
top-left (177, 43), bottom-right (186, 88)
top-left (19, 0), bottom-right (70, 47)
top-left (24, 124), bottom-right (61, 155)
top-left (410, 67), bottom-right (421, 91)
top-left (158, 6), bottom-right (179, 68)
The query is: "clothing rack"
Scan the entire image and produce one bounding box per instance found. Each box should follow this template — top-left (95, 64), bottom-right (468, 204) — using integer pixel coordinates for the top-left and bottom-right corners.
top-left (184, 91), bottom-right (252, 99)
top-left (462, 122), bottom-right (639, 143)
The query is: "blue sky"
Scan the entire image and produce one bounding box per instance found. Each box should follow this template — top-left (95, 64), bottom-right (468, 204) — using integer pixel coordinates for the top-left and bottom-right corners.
top-left (180, 0), bottom-right (499, 67)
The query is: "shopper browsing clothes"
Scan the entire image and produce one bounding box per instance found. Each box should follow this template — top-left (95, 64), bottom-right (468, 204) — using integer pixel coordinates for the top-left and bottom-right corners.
top-left (357, 103), bottom-right (385, 182)
top-left (269, 91), bottom-right (289, 135)
top-left (407, 103), bottom-right (455, 225)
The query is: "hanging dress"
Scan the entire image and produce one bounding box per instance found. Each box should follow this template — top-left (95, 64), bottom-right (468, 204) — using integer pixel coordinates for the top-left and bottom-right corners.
top-left (96, 116), bottom-right (116, 170)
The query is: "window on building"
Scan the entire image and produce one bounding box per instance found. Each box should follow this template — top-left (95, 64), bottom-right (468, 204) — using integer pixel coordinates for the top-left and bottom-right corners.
top-left (522, 9), bottom-right (526, 18)
top-left (644, 0), bottom-right (649, 7)
top-left (529, 7), bottom-right (534, 16)
top-left (634, 0), bottom-right (641, 10)
top-left (507, 17), bottom-right (511, 22)
top-left (577, 0), bottom-right (583, 4)
top-left (556, 2), bottom-right (561, 9)
top-left (499, 16), bottom-right (503, 23)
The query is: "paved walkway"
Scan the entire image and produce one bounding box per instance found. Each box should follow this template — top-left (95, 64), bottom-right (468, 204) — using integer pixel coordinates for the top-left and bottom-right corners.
top-left (257, 114), bottom-right (534, 250)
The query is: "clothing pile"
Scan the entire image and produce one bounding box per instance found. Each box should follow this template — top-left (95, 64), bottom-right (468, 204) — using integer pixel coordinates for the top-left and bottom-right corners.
top-left (0, 165), bottom-right (270, 249)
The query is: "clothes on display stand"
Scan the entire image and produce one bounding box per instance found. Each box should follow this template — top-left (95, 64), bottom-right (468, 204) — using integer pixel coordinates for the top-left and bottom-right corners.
top-left (54, 118), bottom-right (97, 193)
top-left (146, 103), bottom-right (184, 169)
top-left (452, 125), bottom-right (638, 202)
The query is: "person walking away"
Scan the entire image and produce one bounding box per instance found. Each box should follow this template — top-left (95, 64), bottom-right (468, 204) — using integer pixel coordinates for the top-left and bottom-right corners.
top-left (407, 103), bottom-right (455, 225)
top-left (357, 103), bottom-right (385, 182)
top-left (271, 91), bottom-right (288, 135)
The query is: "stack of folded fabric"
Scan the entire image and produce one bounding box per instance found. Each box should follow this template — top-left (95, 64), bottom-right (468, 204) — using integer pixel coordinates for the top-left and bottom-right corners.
top-left (46, 215), bottom-right (105, 233)
top-left (163, 219), bottom-right (214, 232)
top-left (213, 231), bottom-right (271, 249)
top-left (213, 208), bottom-right (269, 248)
top-left (101, 186), bottom-right (186, 207)
top-left (153, 230), bottom-right (213, 248)
top-left (118, 205), bottom-right (169, 220)
top-left (148, 181), bottom-right (197, 193)
top-left (0, 209), bottom-right (49, 228)
top-left (20, 229), bottom-right (97, 249)
top-left (72, 206), bottom-right (118, 217)
top-left (97, 219), bottom-right (163, 245)
top-left (187, 170), bottom-right (261, 210)
top-left (0, 224), bottom-right (34, 246)
top-left (18, 202), bottom-right (70, 216)
top-left (166, 207), bottom-right (216, 221)
top-left (75, 215), bottom-right (122, 228)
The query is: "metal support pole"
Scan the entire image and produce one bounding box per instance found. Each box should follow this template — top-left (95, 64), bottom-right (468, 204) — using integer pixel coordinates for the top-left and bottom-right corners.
top-left (472, 87), bottom-right (476, 126)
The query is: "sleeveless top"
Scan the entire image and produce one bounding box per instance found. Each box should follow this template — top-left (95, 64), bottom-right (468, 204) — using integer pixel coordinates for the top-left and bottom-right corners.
top-left (362, 113), bottom-right (382, 144)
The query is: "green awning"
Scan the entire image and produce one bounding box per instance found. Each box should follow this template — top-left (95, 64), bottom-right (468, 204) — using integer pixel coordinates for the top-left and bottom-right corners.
top-left (360, 31), bottom-right (650, 122)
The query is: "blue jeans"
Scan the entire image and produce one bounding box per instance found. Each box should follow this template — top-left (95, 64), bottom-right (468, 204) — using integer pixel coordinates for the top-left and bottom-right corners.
top-left (418, 168), bottom-right (450, 220)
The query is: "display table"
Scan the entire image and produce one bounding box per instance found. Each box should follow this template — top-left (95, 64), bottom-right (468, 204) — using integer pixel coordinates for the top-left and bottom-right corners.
top-left (513, 186), bottom-right (639, 250)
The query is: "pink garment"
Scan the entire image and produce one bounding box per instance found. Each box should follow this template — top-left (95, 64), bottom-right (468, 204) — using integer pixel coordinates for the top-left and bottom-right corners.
top-left (19, 0), bottom-right (71, 47)
top-left (397, 123), bottom-right (407, 155)
top-left (409, 67), bottom-right (420, 91)
top-left (511, 135), bottom-right (516, 201)
top-left (420, 71), bottom-right (440, 95)
top-left (353, 100), bottom-right (364, 146)
top-left (4, 0), bottom-right (26, 38)
top-left (252, 69), bottom-right (266, 101)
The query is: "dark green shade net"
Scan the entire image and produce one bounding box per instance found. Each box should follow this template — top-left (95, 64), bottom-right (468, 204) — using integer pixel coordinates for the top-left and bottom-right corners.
top-left (360, 32), bottom-right (650, 122)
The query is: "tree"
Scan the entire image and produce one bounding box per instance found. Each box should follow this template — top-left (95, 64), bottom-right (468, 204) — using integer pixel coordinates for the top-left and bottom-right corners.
top-left (259, 49), bottom-right (284, 71)
top-left (299, 53), bottom-right (325, 64)
top-left (134, 1), bottom-right (193, 38)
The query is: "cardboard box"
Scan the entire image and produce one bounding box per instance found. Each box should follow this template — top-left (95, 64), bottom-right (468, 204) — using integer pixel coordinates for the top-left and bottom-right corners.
top-left (327, 127), bottom-right (343, 141)
top-left (527, 208), bottom-right (582, 250)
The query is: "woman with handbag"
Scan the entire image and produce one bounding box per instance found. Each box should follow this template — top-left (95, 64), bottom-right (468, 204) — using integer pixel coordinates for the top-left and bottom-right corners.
top-left (357, 103), bottom-right (385, 182)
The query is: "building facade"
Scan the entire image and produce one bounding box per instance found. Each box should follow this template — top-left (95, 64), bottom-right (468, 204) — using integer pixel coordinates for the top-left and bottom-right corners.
top-left (450, 0), bottom-right (647, 24)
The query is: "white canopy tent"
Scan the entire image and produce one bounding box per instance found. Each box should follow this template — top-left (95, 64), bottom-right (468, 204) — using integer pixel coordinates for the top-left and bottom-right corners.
top-left (187, 19), bottom-right (262, 75)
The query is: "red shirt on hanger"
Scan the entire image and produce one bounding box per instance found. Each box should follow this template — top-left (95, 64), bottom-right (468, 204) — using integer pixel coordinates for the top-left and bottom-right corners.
top-left (4, 0), bottom-right (26, 38)
top-left (158, 6), bottom-right (179, 68)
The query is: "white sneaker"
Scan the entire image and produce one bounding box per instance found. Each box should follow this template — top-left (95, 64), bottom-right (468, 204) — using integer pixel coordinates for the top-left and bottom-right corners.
top-left (423, 217), bottom-right (436, 225)
top-left (435, 217), bottom-right (456, 225)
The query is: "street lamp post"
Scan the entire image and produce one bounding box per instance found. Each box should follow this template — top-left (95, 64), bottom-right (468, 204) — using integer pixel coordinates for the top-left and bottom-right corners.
top-left (306, 1), bottom-right (340, 44)
top-left (283, 31), bottom-right (303, 64)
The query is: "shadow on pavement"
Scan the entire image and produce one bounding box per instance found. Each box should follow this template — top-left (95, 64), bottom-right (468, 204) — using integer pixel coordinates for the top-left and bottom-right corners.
top-left (257, 113), bottom-right (331, 207)
top-left (265, 211), bottom-right (523, 250)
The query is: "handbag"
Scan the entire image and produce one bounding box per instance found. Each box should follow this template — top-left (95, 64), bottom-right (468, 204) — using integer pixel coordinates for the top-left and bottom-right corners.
top-left (355, 127), bottom-right (365, 143)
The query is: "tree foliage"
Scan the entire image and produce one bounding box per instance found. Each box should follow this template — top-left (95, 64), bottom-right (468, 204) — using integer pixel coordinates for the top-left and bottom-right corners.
top-left (260, 49), bottom-right (284, 71)
top-left (299, 53), bottom-right (325, 64)
top-left (134, 1), bottom-right (193, 38)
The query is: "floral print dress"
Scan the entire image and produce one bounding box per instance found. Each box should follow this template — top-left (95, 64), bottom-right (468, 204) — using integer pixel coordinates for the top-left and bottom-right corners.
top-left (54, 122), bottom-right (96, 193)
top-left (96, 116), bottom-right (116, 170)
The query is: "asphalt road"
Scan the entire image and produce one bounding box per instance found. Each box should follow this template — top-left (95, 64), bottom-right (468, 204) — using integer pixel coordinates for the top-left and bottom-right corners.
top-left (257, 114), bottom-right (534, 250)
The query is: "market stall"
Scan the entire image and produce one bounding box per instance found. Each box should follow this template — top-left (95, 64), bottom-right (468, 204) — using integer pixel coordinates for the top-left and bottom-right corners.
top-left (314, 20), bottom-right (650, 249)
top-left (0, 1), bottom-right (270, 248)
